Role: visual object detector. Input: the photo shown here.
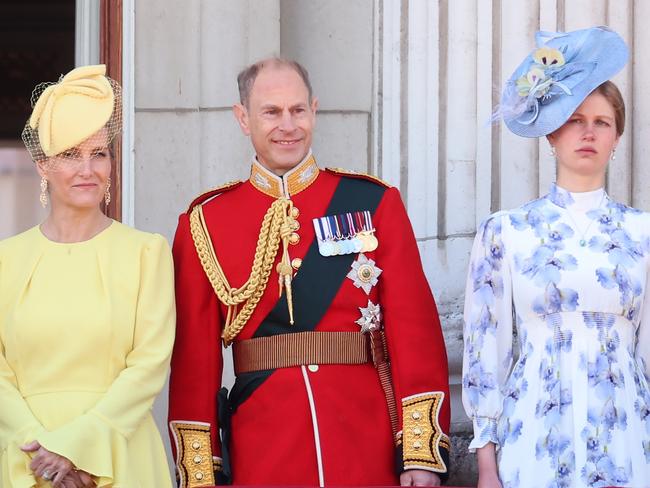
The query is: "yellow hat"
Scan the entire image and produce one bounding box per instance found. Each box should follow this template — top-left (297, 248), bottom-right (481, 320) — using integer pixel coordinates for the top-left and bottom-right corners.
top-left (22, 64), bottom-right (121, 161)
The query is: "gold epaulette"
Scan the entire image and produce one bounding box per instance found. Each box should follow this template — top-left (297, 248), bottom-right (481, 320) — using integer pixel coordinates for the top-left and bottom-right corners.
top-left (186, 181), bottom-right (244, 213)
top-left (325, 167), bottom-right (392, 188)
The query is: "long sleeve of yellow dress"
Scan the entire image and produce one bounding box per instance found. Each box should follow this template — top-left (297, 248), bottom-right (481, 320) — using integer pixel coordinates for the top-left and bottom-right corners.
top-left (0, 222), bottom-right (175, 488)
top-left (0, 327), bottom-right (45, 486)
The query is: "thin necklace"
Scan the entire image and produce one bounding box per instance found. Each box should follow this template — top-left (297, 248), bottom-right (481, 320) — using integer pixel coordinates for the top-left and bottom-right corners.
top-left (563, 192), bottom-right (606, 247)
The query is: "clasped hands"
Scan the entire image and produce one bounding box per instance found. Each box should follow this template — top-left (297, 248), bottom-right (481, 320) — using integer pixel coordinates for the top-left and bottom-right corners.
top-left (21, 441), bottom-right (96, 488)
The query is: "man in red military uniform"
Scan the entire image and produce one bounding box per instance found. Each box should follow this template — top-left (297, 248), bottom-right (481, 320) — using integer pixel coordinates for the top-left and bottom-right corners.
top-left (169, 58), bottom-right (450, 487)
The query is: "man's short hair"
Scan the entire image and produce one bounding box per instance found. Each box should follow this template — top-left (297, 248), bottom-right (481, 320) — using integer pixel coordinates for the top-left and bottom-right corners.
top-left (237, 58), bottom-right (313, 107)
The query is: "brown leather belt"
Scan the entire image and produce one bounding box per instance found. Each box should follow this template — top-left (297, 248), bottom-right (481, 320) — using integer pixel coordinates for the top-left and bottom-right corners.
top-left (232, 329), bottom-right (398, 438)
top-left (232, 330), bottom-right (387, 375)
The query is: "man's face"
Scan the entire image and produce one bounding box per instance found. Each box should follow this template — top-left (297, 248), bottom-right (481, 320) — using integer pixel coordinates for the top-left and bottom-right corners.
top-left (234, 66), bottom-right (318, 175)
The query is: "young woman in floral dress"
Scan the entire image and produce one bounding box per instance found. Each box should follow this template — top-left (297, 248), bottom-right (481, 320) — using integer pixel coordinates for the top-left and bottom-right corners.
top-left (463, 26), bottom-right (650, 488)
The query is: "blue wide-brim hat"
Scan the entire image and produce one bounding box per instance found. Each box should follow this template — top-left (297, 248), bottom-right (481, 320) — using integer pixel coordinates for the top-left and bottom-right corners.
top-left (498, 26), bottom-right (628, 138)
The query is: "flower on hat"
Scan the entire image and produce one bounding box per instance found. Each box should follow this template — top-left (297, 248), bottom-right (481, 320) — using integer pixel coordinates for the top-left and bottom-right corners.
top-left (516, 47), bottom-right (567, 100)
top-left (516, 67), bottom-right (548, 97)
top-left (503, 45), bottom-right (578, 125)
top-left (533, 47), bottom-right (565, 67)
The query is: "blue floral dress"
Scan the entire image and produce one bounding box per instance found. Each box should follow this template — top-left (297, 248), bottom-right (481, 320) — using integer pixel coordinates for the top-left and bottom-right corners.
top-left (462, 183), bottom-right (650, 487)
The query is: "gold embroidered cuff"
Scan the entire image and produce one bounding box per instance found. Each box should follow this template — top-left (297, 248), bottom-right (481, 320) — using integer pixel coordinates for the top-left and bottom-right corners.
top-left (400, 392), bottom-right (449, 473)
top-left (170, 421), bottom-right (216, 487)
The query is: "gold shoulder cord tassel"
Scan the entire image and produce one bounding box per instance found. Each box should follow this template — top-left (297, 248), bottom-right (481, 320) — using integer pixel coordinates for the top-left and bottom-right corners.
top-left (276, 200), bottom-right (296, 325)
top-left (189, 198), bottom-right (298, 345)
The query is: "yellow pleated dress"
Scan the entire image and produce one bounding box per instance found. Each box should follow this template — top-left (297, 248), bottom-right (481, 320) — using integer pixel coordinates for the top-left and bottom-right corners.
top-left (0, 221), bottom-right (175, 487)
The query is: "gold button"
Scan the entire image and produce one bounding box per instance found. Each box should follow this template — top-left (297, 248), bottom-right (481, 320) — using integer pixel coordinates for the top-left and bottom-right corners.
top-left (308, 364), bottom-right (319, 372)
top-left (195, 471), bottom-right (204, 480)
top-left (289, 233), bottom-right (300, 245)
top-left (193, 455), bottom-right (203, 464)
top-left (411, 411), bottom-right (421, 420)
top-left (291, 207), bottom-right (300, 218)
top-left (191, 441), bottom-right (201, 450)
top-left (413, 427), bottom-right (423, 436)
top-left (291, 258), bottom-right (303, 270)
top-left (413, 441), bottom-right (422, 450)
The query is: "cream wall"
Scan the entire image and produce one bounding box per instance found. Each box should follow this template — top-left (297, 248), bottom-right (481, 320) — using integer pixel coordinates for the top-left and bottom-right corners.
top-left (132, 1), bottom-right (650, 484)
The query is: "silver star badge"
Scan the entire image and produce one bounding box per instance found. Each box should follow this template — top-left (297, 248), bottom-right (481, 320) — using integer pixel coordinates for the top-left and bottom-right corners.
top-left (347, 253), bottom-right (382, 295)
top-left (355, 300), bottom-right (382, 333)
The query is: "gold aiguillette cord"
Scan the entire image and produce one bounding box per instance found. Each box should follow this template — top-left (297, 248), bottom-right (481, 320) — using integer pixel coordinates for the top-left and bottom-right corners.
top-left (190, 197), bottom-right (297, 344)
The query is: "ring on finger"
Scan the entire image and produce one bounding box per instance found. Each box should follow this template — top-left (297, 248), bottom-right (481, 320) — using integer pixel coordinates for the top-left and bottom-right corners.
top-left (42, 470), bottom-right (53, 481)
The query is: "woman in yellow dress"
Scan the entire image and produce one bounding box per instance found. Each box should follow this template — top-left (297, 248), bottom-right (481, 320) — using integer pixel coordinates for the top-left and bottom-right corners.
top-left (0, 65), bottom-right (175, 487)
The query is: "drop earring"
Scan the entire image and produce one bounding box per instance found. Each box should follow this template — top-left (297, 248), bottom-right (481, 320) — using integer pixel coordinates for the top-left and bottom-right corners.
top-left (550, 146), bottom-right (556, 157)
top-left (104, 177), bottom-right (111, 206)
top-left (611, 148), bottom-right (616, 161)
top-left (40, 177), bottom-right (48, 208)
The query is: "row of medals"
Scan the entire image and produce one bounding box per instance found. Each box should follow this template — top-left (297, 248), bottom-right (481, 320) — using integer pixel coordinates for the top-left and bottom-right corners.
top-left (319, 230), bottom-right (378, 256)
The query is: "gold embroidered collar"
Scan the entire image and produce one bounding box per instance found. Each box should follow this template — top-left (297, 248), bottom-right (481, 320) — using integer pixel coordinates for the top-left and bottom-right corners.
top-left (249, 152), bottom-right (319, 198)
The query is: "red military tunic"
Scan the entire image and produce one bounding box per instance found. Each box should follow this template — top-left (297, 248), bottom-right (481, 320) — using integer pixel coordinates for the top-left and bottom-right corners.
top-left (169, 153), bottom-right (450, 486)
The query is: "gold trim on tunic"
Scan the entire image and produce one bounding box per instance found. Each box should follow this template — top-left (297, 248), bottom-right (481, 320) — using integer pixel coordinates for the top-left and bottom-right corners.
top-left (170, 421), bottom-right (216, 487)
top-left (400, 391), bottom-right (449, 473)
top-left (250, 153), bottom-right (319, 198)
